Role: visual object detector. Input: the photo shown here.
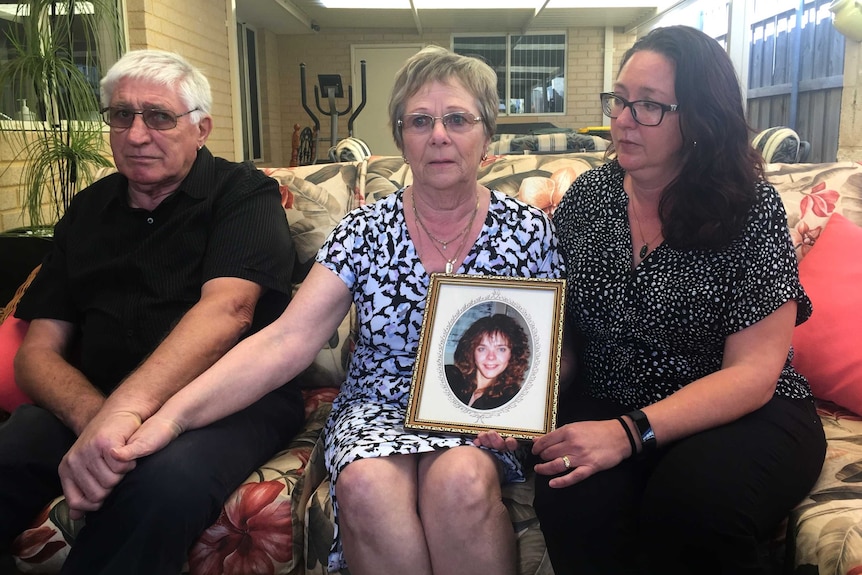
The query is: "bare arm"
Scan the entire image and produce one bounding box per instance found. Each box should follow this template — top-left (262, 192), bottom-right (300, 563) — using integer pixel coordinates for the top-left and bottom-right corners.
top-left (114, 263), bottom-right (352, 458)
top-left (15, 319), bottom-right (106, 435)
top-left (99, 276), bottom-right (264, 419)
top-left (524, 300), bottom-right (798, 488)
top-left (55, 275), bottom-right (265, 517)
top-left (638, 300), bottom-right (796, 444)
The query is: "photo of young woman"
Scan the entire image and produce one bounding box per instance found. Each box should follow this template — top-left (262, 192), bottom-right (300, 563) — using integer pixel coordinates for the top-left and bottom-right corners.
top-left (446, 313), bottom-right (531, 410)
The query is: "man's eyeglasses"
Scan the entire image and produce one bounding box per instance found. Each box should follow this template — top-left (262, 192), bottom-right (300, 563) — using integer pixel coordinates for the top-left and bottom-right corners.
top-left (100, 107), bottom-right (199, 130)
top-left (600, 93), bottom-right (679, 127)
top-left (397, 112), bottom-right (483, 135)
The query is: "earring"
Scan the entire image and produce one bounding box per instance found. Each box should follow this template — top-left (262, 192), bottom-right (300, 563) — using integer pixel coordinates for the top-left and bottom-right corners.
top-left (402, 156), bottom-right (409, 165)
top-left (482, 153), bottom-right (488, 161)
top-left (692, 141), bottom-right (698, 148)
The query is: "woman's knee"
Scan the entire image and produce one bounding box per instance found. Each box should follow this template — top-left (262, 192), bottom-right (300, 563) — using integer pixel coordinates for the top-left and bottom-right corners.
top-left (419, 448), bottom-right (501, 515)
top-left (336, 457), bottom-right (411, 517)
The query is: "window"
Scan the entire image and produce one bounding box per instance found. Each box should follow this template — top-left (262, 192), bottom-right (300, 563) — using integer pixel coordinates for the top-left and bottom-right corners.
top-left (0, 1), bottom-right (124, 122)
top-left (453, 33), bottom-right (566, 116)
top-left (237, 21), bottom-right (263, 161)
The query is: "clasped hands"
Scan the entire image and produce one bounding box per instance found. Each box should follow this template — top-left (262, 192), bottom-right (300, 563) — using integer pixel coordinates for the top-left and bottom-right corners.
top-left (59, 410), bottom-right (184, 519)
top-left (474, 418), bottom-right (631, 488)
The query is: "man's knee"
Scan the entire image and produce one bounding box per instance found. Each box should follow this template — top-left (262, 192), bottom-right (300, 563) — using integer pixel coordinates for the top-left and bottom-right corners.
top-left (0, 406), bottom-right (73, 550)
top-left (114, 445), bottom-right (224, 514)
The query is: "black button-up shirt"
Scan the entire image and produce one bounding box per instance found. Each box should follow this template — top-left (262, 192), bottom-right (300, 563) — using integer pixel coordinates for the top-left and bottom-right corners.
top-left (16, 148), bottom-right (295, 394)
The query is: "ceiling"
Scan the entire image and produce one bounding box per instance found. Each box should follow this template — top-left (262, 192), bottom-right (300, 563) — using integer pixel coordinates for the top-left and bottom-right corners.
top-left (235, 0), bottom-right (671, 36)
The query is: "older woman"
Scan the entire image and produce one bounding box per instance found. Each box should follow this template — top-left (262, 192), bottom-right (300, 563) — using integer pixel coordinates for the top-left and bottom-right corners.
top-left (112, 45), bottom-right (563, 575)
top-left (478, 26), bottom-right (826, 574)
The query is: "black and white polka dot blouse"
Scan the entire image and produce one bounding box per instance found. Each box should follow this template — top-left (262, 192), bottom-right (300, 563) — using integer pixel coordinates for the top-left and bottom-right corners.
top-left (555, 160), bottom-right (814, 409)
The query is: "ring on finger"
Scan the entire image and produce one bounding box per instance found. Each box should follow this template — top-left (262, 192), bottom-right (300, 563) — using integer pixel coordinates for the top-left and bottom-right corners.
top-left (562, 455), bottom-right (572, 470)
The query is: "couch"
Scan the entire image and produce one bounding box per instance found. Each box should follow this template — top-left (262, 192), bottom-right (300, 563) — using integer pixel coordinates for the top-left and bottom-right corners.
top-left (3, 151), bottom-right (862, 575)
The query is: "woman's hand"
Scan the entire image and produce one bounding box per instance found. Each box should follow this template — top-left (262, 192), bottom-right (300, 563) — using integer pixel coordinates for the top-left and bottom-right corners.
top-left (474, 430), bottom-right (521, 452)
top-left (111, 415), bottom-right (185, 462)
top-left (532, 419), bottom-right (632, 488)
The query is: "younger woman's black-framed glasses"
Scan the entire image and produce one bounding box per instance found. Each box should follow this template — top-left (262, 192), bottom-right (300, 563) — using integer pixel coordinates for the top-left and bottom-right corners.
top-left (600, 92), bottom-right (679, 127)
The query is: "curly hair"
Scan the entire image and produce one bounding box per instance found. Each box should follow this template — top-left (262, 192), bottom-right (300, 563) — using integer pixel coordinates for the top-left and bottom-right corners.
top-left (614, 25), bottom-right (765, 250)
top-left (452, 313), bottom-right (530, 401)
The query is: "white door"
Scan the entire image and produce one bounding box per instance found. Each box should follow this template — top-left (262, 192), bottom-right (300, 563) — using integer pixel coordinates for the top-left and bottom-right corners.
top-left (351, 44), bottom-right (423, 157)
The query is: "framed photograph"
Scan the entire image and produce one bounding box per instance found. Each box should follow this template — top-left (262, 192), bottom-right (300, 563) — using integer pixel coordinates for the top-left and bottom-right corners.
top-left (406, 274), bottom-right (567, 439)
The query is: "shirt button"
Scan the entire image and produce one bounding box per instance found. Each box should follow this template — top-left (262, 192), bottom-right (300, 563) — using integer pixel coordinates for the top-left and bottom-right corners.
top-left (146, 217), bottom-right (154, 224)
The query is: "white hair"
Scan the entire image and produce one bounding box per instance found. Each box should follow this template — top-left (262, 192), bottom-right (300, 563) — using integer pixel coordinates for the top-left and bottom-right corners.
top-left (100, 50), bottom-right (212, 124)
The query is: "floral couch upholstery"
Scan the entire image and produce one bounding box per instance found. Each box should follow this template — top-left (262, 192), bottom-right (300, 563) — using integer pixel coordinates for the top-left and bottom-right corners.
top-left (4, 151), bottom-right (862, 575)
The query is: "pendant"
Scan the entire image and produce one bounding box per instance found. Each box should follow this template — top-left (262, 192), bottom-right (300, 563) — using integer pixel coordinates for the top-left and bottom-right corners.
top-left (445, 261), bottom-right (454, 274)
top-left (639, 244), bottom-right (648, 259)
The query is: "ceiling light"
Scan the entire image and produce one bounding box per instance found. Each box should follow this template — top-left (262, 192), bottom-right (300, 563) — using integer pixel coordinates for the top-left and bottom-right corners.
top-left (320, 1), bottom-right (409, 7)
top-left (412, 0), bottom-right (541, 7)
top-left (320, 1), bottom-right (545, 8)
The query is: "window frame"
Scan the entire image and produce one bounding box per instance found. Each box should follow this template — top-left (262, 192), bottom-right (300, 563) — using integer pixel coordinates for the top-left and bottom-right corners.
top-left (237, 20), bottom-right (263, 162)
top-left (452, 31), bottom-right (567, 117)
top-left (0, 0), bottom-right (126, 126)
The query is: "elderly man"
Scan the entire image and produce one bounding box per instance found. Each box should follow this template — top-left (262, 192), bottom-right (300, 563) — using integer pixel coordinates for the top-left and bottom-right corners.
top-left (0, 50), bottom-right (303, 574)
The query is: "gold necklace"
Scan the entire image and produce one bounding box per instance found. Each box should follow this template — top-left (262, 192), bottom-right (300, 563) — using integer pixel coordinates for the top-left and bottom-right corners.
top-left (412, 190), bottom-right (480, 273)
top-left (628, 194), bottom-right (662, 260)
top-left (413, 192), bottom-right (478, 251)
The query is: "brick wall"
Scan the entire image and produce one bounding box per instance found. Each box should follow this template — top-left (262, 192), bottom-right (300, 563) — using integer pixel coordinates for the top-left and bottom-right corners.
top-left (125, 0), bottom-right (235, 160)
top-left (0, 139), bottom-right (26, 231)
top-left (0, 0), bottom-right (235, 232)
top-left (274, 27), bottom-right (634, 162)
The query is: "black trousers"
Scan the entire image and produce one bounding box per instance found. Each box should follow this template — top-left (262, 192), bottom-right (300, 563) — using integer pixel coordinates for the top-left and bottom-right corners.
top-left (0, 384), bottom-right (304, 575)
top-left (533, 391), bottom-right (826, 575)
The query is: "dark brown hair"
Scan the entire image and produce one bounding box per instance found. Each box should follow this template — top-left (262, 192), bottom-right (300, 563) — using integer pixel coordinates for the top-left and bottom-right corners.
top-left (452, 313), bottom-right (530, 401)
top-left (617, 25), bottom-right (764, 249)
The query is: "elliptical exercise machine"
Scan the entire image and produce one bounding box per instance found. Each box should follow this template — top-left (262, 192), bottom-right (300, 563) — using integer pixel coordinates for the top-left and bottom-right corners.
top-left (298, 60), bottom-right (368, 164)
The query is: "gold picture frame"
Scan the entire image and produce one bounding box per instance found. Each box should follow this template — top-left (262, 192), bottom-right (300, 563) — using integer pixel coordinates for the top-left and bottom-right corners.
top-left (406, 274), bottom-right (566, 439)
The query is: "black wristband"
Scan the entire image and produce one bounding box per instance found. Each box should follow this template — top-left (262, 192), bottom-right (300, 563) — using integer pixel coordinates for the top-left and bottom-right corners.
top-left (614, 416), bottom-right (637, 458)
top-left (626, 409), bottom-right (657, 457)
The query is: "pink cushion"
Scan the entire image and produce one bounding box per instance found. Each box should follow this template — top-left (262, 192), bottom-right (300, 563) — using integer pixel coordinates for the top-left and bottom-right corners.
top-left (792, 213), bottom-right (862, 415)
top-left (0, 316), bottom-right (33, 412)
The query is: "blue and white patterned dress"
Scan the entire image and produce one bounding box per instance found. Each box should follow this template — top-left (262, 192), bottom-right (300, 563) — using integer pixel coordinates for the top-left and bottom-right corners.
top-left (317, 188), bottom-right (564, 570)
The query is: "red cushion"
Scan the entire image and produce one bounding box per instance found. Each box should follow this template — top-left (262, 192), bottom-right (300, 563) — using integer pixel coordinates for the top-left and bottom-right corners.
top-left (792, 213), bottom-right (862, 415)
top-left (0, 316), bottom-right (33, 412)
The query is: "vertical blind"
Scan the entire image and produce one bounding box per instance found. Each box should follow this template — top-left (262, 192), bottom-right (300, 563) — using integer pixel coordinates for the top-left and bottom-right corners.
top-left (453, 33), bottom-right (566, 115)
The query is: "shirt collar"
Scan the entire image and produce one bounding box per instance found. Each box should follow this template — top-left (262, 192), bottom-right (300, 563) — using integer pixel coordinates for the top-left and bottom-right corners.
top-left (99, 146), bottom-right (214, 213)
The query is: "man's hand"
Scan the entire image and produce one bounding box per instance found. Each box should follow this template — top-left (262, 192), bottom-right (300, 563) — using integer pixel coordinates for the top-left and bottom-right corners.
top-left (58, 410), bottom-right (142, 520)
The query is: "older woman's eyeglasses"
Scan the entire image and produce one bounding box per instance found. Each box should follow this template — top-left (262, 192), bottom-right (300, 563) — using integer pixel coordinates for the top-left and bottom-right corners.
top-left (600, 93), bottom-right (679, 127)
top-left (101, 107), bottom-right (199, 130)
top-left (398, 112), bottom-right (483, 134)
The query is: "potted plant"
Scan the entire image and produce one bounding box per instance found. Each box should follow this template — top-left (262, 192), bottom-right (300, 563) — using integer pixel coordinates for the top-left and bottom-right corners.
top-left (0, 0), bottom-right (124, 303)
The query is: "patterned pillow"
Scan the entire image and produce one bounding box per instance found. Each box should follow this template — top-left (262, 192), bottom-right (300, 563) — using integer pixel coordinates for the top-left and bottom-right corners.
top-left (787, 402), bottom-right (862, 572)
top-left (262, 164), bottom-right (359, 271)
top-left (261, 165), bottom-right (362, 389)
top-left (765, 162), bottom-right (862, 261)
top-left (479, 152), bottom-right (607, 217)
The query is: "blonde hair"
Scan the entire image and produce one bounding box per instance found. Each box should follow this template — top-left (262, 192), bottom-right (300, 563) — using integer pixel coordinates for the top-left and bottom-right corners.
top-left (388, 45), bottom-right (498, 150)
